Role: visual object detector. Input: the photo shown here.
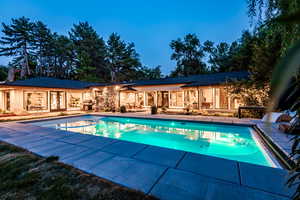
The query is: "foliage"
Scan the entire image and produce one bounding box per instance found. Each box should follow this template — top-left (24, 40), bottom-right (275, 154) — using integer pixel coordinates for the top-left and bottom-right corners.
top-left (247, 0), bottom-right (300, 56)
top-left (151, 105), bottom-right (157, 114)
top-left (69, 22), bottom-right (108, 82)
top-left (0, 17), bottom-right (34, 78)
top-left (120, 105), bottom-right (126, 113)
top-left (136, 65), bottom-right (164, 80)
top-left (248, 2), bottom-right (300, 198)
top-left (103, 87), bottom-right (116, 112)
top-left (170, 34), bottom-right (207, 77)
top-left (106, 33), bottom-right (141, 82)
top-left (0, 17), bottom-right (150, 82)
top-left (0, 65), bottom-right (8, 81)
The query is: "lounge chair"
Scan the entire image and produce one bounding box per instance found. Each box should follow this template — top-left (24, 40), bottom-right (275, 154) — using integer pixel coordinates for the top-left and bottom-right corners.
top-left (261, 112), bottom-right (285, 123)
top-left (278, 116), bottom-right (299, 134)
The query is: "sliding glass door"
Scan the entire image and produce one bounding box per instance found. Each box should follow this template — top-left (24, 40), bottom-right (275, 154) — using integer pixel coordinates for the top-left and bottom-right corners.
top-left (50, 91), bottom-right (66, 111)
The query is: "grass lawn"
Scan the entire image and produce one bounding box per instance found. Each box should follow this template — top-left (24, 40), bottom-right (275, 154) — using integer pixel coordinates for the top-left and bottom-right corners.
top-left (0, 141), bottom-right (157, 200)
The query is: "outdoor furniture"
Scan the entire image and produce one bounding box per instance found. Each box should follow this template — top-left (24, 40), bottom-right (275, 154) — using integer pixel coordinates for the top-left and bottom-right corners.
top-left (278, 116), bottom-right (299, 134)
top-left (238, 106), bottom-right (266, 119)
top-left (201, 102), bottom-right (212, 109)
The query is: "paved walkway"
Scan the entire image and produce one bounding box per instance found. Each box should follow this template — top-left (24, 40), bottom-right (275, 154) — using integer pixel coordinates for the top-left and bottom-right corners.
top-left (255, 121), bottom-right (294, 168)
top-left (0, 118), bottom-right (294, 200)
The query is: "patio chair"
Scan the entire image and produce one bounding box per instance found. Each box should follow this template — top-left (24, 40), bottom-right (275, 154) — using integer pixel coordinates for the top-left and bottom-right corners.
top-left (261, 112), bottom-right (285, 123)
top-left (278, 116), bottom-right (299, 134)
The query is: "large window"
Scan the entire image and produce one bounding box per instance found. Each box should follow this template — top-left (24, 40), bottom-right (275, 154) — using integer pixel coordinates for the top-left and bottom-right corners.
top-left (24, 92), bottom-right (48, 111)
top-left (201, 88), bottom-right (213, 109)
top-left (215, 88), bottom-right (229, 109)
top-left (68, 92), bottom-right (82, 108)
top-left (120, 92), bottom-right (135, 108)
top-left (83, 92), bottom-right (92, 101)
top-left (186, 90), bottom-right (198, 109)
top-left (170, 91), bottom-right (184, 107)
top-left (136, 92), bottom-right (144, 108)
top-left (145, 92), bottom-right (155, 106)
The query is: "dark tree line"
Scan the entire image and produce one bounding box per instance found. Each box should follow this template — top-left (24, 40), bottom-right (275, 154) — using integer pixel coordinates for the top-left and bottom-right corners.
top-left (0, 17), bottom-right (163, 82)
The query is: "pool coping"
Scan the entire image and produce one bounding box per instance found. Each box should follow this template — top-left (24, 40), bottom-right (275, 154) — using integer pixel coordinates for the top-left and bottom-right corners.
top-left (0, 114), bottom-right (295, 199)
top-left (21, 113), bottom-right (293, 169)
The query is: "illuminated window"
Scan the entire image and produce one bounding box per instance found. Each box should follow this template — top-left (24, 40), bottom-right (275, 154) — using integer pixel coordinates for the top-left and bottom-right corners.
top-left (68, 93), bottom-right (81, 108)
top-left (136, 92), bottom-right (144, 107)
top-left (24, 92), bottom-right (48, 111)
top-left (145, 92), bottom-right (155, 106)
top-left (201, 88), bottom-right (213, 109)
top-left (215, 88), bottom-right (229, 109)
top-left (170, 91), bottom-right (184, 107)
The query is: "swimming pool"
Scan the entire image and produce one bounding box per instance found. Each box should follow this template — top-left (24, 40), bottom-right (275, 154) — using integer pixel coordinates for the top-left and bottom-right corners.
top-left (30, 115), bottom-right (276, 167)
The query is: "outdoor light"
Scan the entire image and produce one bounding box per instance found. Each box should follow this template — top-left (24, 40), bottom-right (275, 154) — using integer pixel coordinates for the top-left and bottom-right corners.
top-left (115, 86), bottom-right (120, 90)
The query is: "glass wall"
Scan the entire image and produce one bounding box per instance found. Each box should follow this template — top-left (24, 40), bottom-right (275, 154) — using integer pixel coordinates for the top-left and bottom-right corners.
top-left (24, 91), bottom-right (48, 111)
top-left (157, 91), bottom-right (169, 108)
top-left (50, 91), bottom-right (66, 111)
top-left (170, 91), bottom-right (184, 107)
top-left (215, 88), bottom-right (229, 109)
top-left (136, 92), bottom-right (144, 108)
top-left (68, 92), bottom-right (82, 108)
top-left (120, 92), bottom-right (136, 108)
top-left (145, 92), bottom-right (155, 106)
top-left (186, 90), bottom-right (198, 109)
top-left (201, 88), bottom-right (213, 109)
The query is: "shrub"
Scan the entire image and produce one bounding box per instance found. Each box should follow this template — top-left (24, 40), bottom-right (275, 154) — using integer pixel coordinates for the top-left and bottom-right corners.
top-left (120, 105), bottom-right (126, 113)
top-left (151, 106), bottom-right (157, 114)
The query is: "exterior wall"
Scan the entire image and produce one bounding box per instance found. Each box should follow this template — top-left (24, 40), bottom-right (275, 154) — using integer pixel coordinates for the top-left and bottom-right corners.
top-left (0, 83), bottom-right (243, 114)
top-left (10, 90), bottom-right (25, 113)
top-left (119, 84), bottom-right (241, 112)
top-left (0, 86), bottom-right (93, 114)
top-left (0, 91), bottom-right (4, 111)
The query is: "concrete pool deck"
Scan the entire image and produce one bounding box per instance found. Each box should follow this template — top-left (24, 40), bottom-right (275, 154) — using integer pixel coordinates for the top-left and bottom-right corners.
top-left (0, 114), bottom-right (295, 200)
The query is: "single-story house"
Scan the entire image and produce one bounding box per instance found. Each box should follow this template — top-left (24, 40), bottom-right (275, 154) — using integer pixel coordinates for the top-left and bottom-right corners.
top-left (0, 71), bottom-right (249, 114)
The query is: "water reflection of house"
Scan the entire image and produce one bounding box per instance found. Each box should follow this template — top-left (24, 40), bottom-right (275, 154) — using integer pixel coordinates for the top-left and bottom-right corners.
top-left (0, 71), bottom-right (249, 114)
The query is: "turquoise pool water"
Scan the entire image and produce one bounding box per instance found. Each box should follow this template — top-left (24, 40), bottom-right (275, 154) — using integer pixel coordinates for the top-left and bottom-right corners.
top-left (31, 115), bottom-right (275, 167)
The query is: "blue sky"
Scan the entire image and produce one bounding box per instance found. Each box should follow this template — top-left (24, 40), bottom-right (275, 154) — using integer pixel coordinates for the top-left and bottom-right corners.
top-left (0, 0), bottom-right (250, 74)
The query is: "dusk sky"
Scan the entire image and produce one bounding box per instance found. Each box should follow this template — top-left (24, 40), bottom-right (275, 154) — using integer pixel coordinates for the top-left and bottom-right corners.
top-left (0, 0), bottom-right (250, 74)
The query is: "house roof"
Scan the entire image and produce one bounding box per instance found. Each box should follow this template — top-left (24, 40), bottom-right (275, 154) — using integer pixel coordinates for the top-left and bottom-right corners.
top-left (1, 77), bottom-right (107, 89)
top-left (0, 71), bottom-right (249, 89)
top-left (181, 71), bottom-right (250, 87)
top-left (129, 71), bottom-right (249, 87)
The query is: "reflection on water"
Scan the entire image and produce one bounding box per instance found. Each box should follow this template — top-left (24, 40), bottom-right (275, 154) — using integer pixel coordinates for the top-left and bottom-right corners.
top-left (49, 116), bottom-right (272, 167)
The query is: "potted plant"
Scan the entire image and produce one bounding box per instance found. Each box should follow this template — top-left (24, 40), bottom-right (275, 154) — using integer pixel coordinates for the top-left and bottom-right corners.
top-left (151, 105), bottom-right (157, 114)
top-left (120, 105), bottom-right (126, 113)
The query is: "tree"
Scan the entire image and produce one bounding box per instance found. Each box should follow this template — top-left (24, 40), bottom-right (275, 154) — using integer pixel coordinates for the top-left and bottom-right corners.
top-left (106, 33), bottom-right (141, 82)
top-left (247, 0), bottom-right (300, 55)
top-left (169, 34), bottom-right (207, 77)
top-left (50, 34), bottom-right (75, 79)
top-left (136, 65), bottom-right (164, 80)
top-left (69, 22), bottom-right (108, 82)
top-left (0, 17), bottom-right (34, 78)
top-left (0, 65), bottom-right (8, 81)
top-left (32, 21), bottom-right (53, 76)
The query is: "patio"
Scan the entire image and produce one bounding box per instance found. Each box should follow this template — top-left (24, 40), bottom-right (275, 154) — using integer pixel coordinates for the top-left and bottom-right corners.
top-left (0, 113), bottom-right (294, 200)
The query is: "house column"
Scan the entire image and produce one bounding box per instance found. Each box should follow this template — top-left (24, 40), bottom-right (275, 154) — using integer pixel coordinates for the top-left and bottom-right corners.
top-left (212, 88), bottom-right (216, 109)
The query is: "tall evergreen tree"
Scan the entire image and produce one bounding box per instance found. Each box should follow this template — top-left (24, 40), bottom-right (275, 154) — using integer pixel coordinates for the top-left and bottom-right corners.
top-left (50, 34), bottom-right (75, 79)
top-left (69, 22), bottom-right (108, 82)
top-left (107, 33), bottom-right (141, 82)
top-left (32, 21), bottom-right (53, 76)
top-left (170, 34), bottom-right (207, 77)
top-left (0, 17), bottom-right (34, 78)
top-left (136, 65), bottom-right (164, 80)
